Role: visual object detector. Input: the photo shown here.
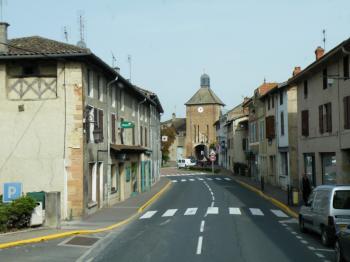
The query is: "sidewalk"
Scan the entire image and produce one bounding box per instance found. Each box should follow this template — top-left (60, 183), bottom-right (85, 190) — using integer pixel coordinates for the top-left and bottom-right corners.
top-left (0, 177), bottom-right (170, 246)
top-left (221, 169), bottom-right (300, 215)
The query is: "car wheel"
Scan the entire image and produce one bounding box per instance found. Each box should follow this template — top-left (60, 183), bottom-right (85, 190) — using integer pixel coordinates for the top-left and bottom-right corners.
top-left (335, 240), bottom-right (344, 262)
top-left (321, 227), bottom-right (330, 246)
top-left (299, 216), bottom-right (306, 233)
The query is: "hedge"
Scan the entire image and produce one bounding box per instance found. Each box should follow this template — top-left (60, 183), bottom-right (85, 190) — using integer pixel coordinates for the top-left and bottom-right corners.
top-left (0, 195), bottom-right (36, 232)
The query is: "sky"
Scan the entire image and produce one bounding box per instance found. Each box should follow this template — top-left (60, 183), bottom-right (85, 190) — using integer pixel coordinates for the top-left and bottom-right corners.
top-left (5, 0), bottom-right (350, 120)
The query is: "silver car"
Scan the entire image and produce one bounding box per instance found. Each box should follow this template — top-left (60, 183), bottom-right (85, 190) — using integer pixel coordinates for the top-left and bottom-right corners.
top-left (299, 185), bottom-right (350, 246)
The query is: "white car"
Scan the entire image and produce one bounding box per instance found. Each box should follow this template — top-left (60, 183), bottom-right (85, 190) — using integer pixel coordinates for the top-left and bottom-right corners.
top-left (177, 158), bottom-right (196, 168)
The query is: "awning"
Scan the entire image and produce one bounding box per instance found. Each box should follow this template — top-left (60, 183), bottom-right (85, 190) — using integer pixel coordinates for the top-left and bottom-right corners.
top-left (110, 144), bottom-right (150, 153)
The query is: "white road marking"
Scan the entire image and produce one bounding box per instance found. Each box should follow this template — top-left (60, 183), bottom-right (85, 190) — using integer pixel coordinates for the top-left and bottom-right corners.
top-left (200, 220), bottom-right (205, 232)
top-left (301, 240), bottom-right (308, 244)
top-left (229, 207), bottom-right (241, 215)
top-left (206, 207), bottom-right (218, 214)
top-left (196, 236), bottom-right (203, 255)
top-left (207, 178), bottom-right (213, 181)
top-left (308, 246), bottom-right (316, 250)
top-left (181, 179), bottom-right (186, 182)
top-left (215, 178), bottom-right (222, 181)
top-left (184, 208), bottom-right (198, 216)
top-left (210, 202), bottom-right (215, 207)
top-left (224, 178), bottom-right (232, 181)
top-left (296, 236), bottom-right (302, 239)
top-left (171, 180), bottom-right (178, 183)
top-left (140, 211), bottom-right (157, 219)
top-left (314, 248), bottom-right (335, 252)
top-left (249, 208), bottom-right (264, 216)
top-left (271, 209), bottom-right (288, 218)
top-left (198, 178), bottom-right (204, 181)
top-left (189, 178), bottom-right (195, 181)
top-left (162, 209), bottom-right (178, 217)
top-left (291, 231), bottom-right (297, 235)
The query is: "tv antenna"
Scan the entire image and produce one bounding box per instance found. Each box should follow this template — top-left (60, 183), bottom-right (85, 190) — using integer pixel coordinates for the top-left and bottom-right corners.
top-left (127, 54), bottom-right (132, 82)
top-left (62, 26), bottom-right (69, 43)
top-left (322, 29), bottom-right (326, 51)
top-left (77, 11), bottom-right (86, 48)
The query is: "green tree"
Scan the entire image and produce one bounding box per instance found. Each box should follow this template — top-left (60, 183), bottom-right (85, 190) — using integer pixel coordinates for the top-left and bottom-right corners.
top-left (161, 125), bottom-right (176, 164)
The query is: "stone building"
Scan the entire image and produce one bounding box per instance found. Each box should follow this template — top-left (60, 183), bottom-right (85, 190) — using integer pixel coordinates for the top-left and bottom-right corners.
top-left (184, 74), bottom-right (225, 160)
top-left (0, 23), bottom-right (163, 219)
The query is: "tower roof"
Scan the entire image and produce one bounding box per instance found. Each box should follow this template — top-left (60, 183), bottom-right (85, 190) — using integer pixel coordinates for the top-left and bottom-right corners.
top-left (185, 86), bottom-right (225, 106)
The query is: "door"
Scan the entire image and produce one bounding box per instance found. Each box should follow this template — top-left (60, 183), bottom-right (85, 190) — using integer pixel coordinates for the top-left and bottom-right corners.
top-left (304, 154), bottom-right (316, 187)
top-left (119, 163), bottom-right (125, 201)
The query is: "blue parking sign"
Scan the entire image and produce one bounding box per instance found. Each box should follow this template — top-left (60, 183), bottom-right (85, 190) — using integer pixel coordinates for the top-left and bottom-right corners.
top-left (3, 182), bottom-right (22, 203)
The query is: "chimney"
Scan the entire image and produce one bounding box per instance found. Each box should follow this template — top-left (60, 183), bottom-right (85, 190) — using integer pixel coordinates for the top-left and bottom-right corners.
top-left (293, 66), bottom-right (301, 76)
top-left (315, 46), bottom-right (324, 60)
top-left (0, 22), bottom-right (9, 54)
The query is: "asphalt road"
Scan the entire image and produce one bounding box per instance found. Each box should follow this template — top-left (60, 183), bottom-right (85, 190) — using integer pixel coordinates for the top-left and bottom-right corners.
top-left (0, 172), bottom-right (335, 262)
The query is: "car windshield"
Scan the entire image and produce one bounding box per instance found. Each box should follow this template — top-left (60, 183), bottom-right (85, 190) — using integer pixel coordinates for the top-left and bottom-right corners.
top-left (333, 190), bottom-right (350, 209)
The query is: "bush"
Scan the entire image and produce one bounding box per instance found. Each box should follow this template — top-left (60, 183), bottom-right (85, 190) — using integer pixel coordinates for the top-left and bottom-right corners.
top-left (0, 196), bottom-right (36, 232)
top-left (189, 166), bottom-right (221, 173)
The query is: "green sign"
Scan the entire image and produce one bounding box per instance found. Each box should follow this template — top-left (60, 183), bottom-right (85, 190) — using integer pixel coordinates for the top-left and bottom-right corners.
top-left (120, 121), bottom-right (135, 128)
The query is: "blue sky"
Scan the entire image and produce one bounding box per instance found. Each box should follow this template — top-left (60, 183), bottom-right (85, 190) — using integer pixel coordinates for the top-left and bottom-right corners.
top-left (6, 0), bottom-right (350, 119)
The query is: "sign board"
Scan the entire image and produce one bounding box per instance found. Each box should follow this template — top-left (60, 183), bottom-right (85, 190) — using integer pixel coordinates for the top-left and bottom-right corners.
top-left (210, 155), bottom-right (216, 162)
top-left (120, 121), bottom-right (135, 129)
top-left (2, 182), bottom-right (22, 203)
top-left (161, 136), bottom-right (168, 142)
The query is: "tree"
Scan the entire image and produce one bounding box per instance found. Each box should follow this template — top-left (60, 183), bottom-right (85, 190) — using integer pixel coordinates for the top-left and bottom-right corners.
top-left (161, 125), bottom-right (176, 164)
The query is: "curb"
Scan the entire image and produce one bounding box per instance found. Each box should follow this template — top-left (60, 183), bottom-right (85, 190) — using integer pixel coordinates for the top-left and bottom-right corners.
top-left (0, 181), bottom-right (172, 250)
top-left (233, 178), bottom-right (298, 218)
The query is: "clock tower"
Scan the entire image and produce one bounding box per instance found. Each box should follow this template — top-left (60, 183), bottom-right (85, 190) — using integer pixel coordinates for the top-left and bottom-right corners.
top-left (184, 74), bottom-right (225, 160)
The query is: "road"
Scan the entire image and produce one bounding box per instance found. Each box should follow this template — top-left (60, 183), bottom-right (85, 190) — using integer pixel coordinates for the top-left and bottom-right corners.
top-left (0, 170), bottom-right (335, 262)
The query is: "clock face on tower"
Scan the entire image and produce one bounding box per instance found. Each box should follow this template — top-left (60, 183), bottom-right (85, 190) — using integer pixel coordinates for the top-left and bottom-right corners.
top-left (197, 106), bottom-right (204, 113)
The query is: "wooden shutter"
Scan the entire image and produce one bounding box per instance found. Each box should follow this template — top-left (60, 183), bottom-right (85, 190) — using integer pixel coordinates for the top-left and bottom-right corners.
top-left (326, 103), bottom-right (332, 132)
top-left (319, 105), bottom-right (324, 134)
top-left (301, 110), bottom-right (309, 136)
top-left (280, 112), bottom-right (284, 136)
top-left (344, 97), bottom-right (350, 129)
top-left (111, 114), bottom-right (116, 143)
top-left (99, 109), bottom-right (104, 141)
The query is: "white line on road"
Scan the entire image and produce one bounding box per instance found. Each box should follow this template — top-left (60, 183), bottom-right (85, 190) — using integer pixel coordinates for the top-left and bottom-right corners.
top-left (308, 246), bottom-right (316, 250)
top-left (184, 208), bottom-right (198, 216)
top-left (224, 178), bottom-right (232, 181)
top-left (207, 178), bottom-right (213, 181)
top-left (271, 209), bottom-right (288, 218)
top-left (196, 236), bottom-right (203, 255)
top-left (181, 179), bottom-right (186, 182)
top-left (296, 236), bottom-right (302, 239)
top-left (215, 178), bottom-right (222, 181)
top-left (198, 178), bottom-right (204, 181)
top-left (189, 178), bottom-right (195, 181)
top-left (171, 180), bottom-right (178, 183)
top-left (162, 209), bottom-right (178, 217)
top-left (140, 211), bottom-right (157, 219)
top-left (229, 207), bottom-right (241, 215)
top-left (249, 208), bottom-right (264, 216)
top-left (200, 220), bottom-right (205, 232)
top-left (210, 202), bottom-right (215, 207)
top-left (207, 207), bottom-right (218, 214)
top-left (315, 253), bottom-right (325, 258)
top-left (301, 240), bottom-right (308, 244)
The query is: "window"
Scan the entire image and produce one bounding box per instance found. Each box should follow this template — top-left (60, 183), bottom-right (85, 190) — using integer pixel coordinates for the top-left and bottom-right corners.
top-left (304, 154), bottom-right (316, 186)
top-left (140, 126), bottom-right (143, 146)
top-left (88, 70), bottom-right (93, 97)
top-left (144, 107), bottom-right (148, 122)
top-left (98, 75), bottom-right (103, 101)
top-left (303, 80), bottom-right (308, 99)
top-left (22, 65), bottom-right (39, 76)
top-left (333, 190), bottom-right (350, 209)
top-left (132, 100), bottom-right (136, 117)
top-left (343, 55), bottom-right (349, 78)
top-left (271, 95), bottom-right (275, 108)
top-left (319, 103), bottom-right (332, 134)
top-left (280, 111), bottom-right (284, 136)
top-left (259, 120), bottom-right (265, 141)
top-left (88, 163), bottom-right (97, 203)
top-left (145, 127), bottom-right (148, 147)
top-left (267, 97), bottom-right (270, 110)
top-left (242, 138), bottom-right (248, 151)
top-left (321, 153), bottom-right (336, 185)
top-left (96, 109), bottom-right (104, 142)
top-left (301, 110), bottom-right (309, 137)
top-left (344, 96), bottom-right (350, 129)
top-left (279, 91), bottom-right (283, 105)
top-left (140, 105), bottom-right (144, 121)
top-left (111, 114), bottom-right (116, 143)
top-left (323, 68), bottom-right (328, 89)
top-left (194, 125), bottom-right (196, 142)
top-left (120, 90), bottom-right (125, 111)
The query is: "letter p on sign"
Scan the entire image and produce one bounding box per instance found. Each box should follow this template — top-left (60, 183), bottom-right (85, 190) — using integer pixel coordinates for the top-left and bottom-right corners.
top-left (3, 182), bottom-right (22, 203)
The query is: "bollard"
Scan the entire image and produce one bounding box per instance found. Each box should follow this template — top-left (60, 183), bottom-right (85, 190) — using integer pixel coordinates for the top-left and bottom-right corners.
top-left (293, 189), bottom-right (299, 206)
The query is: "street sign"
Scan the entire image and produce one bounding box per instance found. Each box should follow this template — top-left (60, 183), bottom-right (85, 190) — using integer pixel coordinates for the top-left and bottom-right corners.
top-left (2, 182), bottom-right (22, 203)
top-left (210, 155), bottom-right (216, 162)
top-left (120, 121), bottom-right (135, 128)
top-left (162, 136), bottom-right (168, 142)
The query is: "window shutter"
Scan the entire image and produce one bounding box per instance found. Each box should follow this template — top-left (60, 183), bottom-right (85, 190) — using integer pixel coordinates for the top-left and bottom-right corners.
top-left (111, 114), bottom-right (116, 143)
top-left (280, 112), bottom-right (284, 136)
top-left (301, 110), bottom-right (309, 136)
top-left (99, 109), bottom-right (104, 141)
top-left (319, 105), bottom-right (324, 134)
top-left (326, 103), bottom-right (332, 132)
top-left (344, 97), bottom-right (350, 129)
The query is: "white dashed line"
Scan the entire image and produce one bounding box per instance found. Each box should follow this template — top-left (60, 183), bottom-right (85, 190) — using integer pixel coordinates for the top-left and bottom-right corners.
top-left (139, 211), bottom-right (157, 219)
top-left (200, 220), bottom-right (205, 232)
top-left (206, 207), bottom-right (218, 214)
top-left (315, 253), bottom-right (325, 258)
top-left (162, 209), bottom-right (178, 217)
top-left (271, 209), bottom-right (288, 218)
top-left (184, 208), bottom-right (198, 216)
top-left (229, 208), bottom-right (242, 215)
top-left (249, 208), bottom-right (264, 216)
top-left (196, 236), bottom-right (203, 255)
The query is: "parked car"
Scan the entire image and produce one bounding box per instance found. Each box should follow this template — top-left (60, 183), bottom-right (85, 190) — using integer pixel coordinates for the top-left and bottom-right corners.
top-left (299, 185), bottom-right (350, 246)
top-left (335, 225), bottom-right (350, 262)
top-left (177, 158), bottom-right (196, 168)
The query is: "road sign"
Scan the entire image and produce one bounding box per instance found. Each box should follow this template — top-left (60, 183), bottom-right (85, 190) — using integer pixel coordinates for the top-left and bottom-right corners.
top-left (2, 182), bottom-right (22, 203)
top-left (120, 121), bottom-right (135, 128)
top-left (210, 155), bottom-right (216, 162)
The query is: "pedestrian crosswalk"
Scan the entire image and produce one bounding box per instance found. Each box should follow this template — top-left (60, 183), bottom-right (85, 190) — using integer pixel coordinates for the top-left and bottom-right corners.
top-left (162, 172), bottom-right (207, 177)
top-left (171, 177), bottom-right (232, 183)
top-left (139, 207), bottom-right (288, 220)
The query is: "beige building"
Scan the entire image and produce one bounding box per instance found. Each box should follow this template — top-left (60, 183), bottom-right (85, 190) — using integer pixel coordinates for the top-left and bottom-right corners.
top-left (290, 43), bottom-right (350, 185)
top-left (185, 74), bottom-right (224, 159)
top-left (0, 23), bottom-right (163, 219)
